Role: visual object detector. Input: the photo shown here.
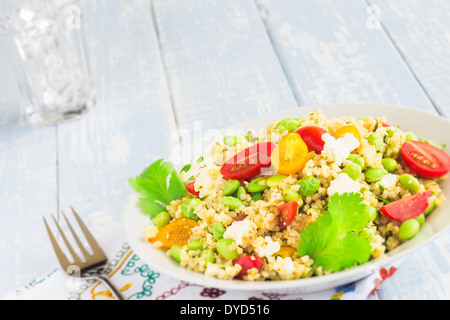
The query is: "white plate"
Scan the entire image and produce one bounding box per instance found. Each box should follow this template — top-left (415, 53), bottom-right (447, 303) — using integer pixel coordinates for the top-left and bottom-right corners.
top-left (123, 103), bottom-right (450, 293)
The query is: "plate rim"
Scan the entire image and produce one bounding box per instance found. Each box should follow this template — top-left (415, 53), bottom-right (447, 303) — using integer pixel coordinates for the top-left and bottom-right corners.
top-left (123, 102), bottom-right (450, 292)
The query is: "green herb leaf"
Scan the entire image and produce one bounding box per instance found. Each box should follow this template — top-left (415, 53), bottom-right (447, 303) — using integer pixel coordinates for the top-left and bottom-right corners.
top-left (297, 192), bottom-right (372, 272)
top-left (129, 159), bottom-right (186, 219)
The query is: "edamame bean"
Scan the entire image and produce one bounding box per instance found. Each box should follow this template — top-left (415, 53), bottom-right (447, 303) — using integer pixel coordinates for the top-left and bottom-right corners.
top-left (424, 196), bottom-right (436, 215)
top-left (364, 205), bottom-right (378, 222)
top-left (297, 176), bottom-right (320, 197)
top-left (203, 249), bottom-right (215, 265)
top-left (266, 174), bottom-right (288, 188)
top-left (212, 222), bottom-right (225, 241)
top-left (368, 133), bottom-right (383, 151)
top-left (223, 136), bottom-right (239, 147)
top-left (216, 238), bottom-right (239, 260)
top-left (170, 245), bottom-right (182, 262)
top-left (343, 163), bottom-right (362, 181)
top-left (364, 168), bottom-right (387, 183)
top-left (382, 158), bottom-right (397, 173)
top-left (236, 186), bottom-right (247, 201)
top-left (154, 211), bottom-right (171, 229)
top-left (275, 118), bottom-right (301, 133)
top-left (247, 177), bottom-right (268, 193)
top-left (415, 213), bottom-right (425, 226)
top-left (405, 132), bottom-right (418, 141)
top-left (399, 174), bottom-right (421, 193)
top-left (181, 198), bottom-right (201, 221)
top-left (222, 179), bottom-right (240, 196)
top-left (398, 219), bottom-right (420, 240)
top-left (188, 239), bottom-right (203, 251)
top-left (222, 196), bottom-right (244, 210)
top-left (282, 188), bottom-right (301, 202)
top-left (347, 154), bottom-right (365, 170)
top-left (387, 127), bottom-right (402, 137)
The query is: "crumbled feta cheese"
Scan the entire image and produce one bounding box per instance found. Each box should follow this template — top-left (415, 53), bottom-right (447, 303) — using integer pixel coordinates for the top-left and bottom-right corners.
top-left (223, 220), bottom-right (257, 246)
top-left (322, 132), bottom-right (360, 165)
top-left (188, 157), bottom-right (224, 198)
top-left (273, 256), bottom-right (295, 275)
top-left (254, 236), bottom-right (281, 258)
top-left (379, 173), bottom-right (398, 189)
top-left (327, 173), bottom-right (361, 196)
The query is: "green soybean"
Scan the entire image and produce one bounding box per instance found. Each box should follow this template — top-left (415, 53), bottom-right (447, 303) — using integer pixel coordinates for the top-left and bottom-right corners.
top-left (170, 245), bottom-right (183, 262)
top-left (399, 174), bottom-right (421, 193)
top-left (368, 133), bottom-right (384, 151)
top-left (347, 154), bottom-right (365, 170)
top-left (266, 174), bottom-right (288, 188)
top-left (188, 239), bottom-right (203, 251)
top-left (236, 186), bottom-right (247, 201)
top-left (275, 118), bottom-right (301, 133)
top-left (216, 238), bottom-right (239, 260)
top-left (343, 163), bottom-right (362, 181)
top-left (365, 168), bottom-right (387, 183)
top-left (405, 132), bottom-right (418, 141)
top-left (282, 188), bottom-right (301, 202)
top-left (387, 127), bottom-right (402, 137)
top-left (297, 176), bottom-right (320, 197)
top-left (203, 249), bottom-right (215, 265)
top-left (222, 179), bottom-right (240, 196)
top-left (398, 219), bottom-right (420, 240)
top-left (223, 136), bottom-right (239, 147)
top-left (382, 158), bottom-right (398, 173)
top-left (212, 222), bottom-right (225, 241)
top-left (222, 196), bottom-right (244, 210)
top-left (154, 211), bottom-right (171, 229)
top-left (247, 177), bottom-right (268, 193)
top-left (424, 196), bottom-right (436, 215)
top-left (415, 213), bottom-right (425, 226)
top-left (181, 198), bottom-right (201, 221)
top-left (364, 205), bottom-right (378, 222)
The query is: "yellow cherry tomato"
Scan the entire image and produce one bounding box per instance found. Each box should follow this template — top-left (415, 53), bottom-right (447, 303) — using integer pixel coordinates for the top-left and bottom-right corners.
top-left (151, 218), bottom-right (197, 248)
top-left (333, 125), bottom-right (362, 154)
top-left (275, 246), bottom-right (297, 258)
top-left (271, 132), bottom-right (308, 175)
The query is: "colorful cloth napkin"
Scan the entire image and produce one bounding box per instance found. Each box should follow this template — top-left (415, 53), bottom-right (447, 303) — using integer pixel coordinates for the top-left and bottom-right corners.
top-left (2, 220), bottom-right (402, 300)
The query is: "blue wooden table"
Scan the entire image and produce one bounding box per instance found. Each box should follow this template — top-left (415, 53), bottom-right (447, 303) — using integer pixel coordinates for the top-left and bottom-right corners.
top-left (1, 0), bottom-right (449, 299)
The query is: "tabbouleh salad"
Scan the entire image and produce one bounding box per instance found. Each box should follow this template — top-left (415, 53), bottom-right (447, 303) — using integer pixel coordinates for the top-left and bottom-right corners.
top-left (130, 110), bottom-right (450, 281)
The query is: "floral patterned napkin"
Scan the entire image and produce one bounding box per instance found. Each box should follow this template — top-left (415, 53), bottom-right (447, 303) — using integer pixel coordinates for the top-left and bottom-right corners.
top-left (2, 221), bottom-right (402, 300)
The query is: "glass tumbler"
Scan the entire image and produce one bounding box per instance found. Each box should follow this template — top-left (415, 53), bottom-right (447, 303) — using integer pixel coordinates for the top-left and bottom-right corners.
top-left (0, 0), bottom-right (95, 124)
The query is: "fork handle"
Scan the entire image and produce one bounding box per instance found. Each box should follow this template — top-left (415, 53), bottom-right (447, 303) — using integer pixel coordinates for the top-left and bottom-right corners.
top-left (97, 275), bottom-right (125, 300)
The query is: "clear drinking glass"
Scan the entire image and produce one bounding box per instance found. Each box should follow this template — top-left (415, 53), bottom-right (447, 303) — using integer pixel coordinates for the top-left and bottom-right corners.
top-left (0, 0), bottom-right (95, 124)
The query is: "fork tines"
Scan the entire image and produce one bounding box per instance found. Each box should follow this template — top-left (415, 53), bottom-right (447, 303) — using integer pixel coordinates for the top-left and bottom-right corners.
top-left (43, 207), bottom-right (107, 275)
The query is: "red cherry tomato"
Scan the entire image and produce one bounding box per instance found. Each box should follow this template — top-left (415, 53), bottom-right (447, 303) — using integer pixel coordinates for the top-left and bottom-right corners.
top-left (185, 180), bottom-right (199, 197)
top-left (380, 190), bottom-right (433, 222)
top-left (234, 214), bottom-right (248, 222)
top-left (401, 141), bottom-right (450, 179)
top-left (278, 201), bottom-right (298, 229)
top-left (233, 256), bottom-right (263, 279)
top-left (295, 126), bottom-right (330, 153)
top-left (220, 142), bottom-right (275, 181)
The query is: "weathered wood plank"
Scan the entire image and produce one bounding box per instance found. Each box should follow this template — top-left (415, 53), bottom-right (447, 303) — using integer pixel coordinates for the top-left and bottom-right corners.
top-left (255, 0), bottom-right (438, 114)
top-left (367, 0), bottom-right (450, 118)
top-left (0, 38), bottom-right (58, 294)
top-left (56, 0), bottom-right (177, 229)
top-left (152, 0), bottom-right (298, 135)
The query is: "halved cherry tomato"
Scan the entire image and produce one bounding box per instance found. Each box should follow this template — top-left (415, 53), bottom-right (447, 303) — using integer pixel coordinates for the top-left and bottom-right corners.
top-left (401, 141), bottom-right (450, 179)
top-left (380, 190), bottom-right (432, 222)
top-left (278, 201), bottom-right (298, 229)
top-left (151, 218), bottom-right (197, 248)
top-left (185, 180), bottom-right (200, 197)
top-left (234, 214), bottom-right (248, 222)
top-left (233, 256), bottom-right (263, 279)
top-left (220, 142), bottom-right (275, 181)
top-left (295, 126), bottom-right (330, 153)
top-left (333, 125), bottom-right (362, 154)
top-left (271, 133), bottom-right (308, 175)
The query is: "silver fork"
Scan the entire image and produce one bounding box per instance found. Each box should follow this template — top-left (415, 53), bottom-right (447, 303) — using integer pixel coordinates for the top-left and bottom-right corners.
top-left (43, 207), bottom-right (125, 300)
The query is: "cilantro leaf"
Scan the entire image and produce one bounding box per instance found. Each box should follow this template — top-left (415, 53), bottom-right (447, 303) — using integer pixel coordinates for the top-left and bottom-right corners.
top-left (297, 192), bottom-right (372, 272)
top-left (129, 159), bottom-right (186, 219)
